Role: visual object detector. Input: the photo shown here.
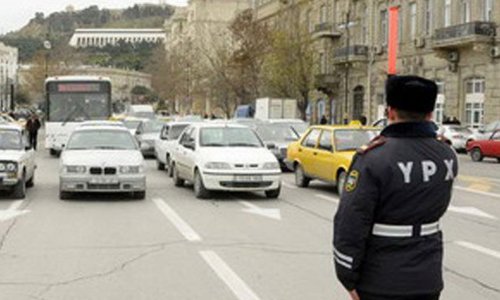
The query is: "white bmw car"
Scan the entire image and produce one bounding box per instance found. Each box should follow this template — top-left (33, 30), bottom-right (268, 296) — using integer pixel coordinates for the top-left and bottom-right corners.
top-left (59, 126), bottom-right (146, 200)
top-left (170, 123), bottom-right (282, 199)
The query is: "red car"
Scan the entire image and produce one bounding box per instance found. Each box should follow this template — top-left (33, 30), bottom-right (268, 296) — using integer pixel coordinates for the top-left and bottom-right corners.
top-left (466, 130), bottom-right (500, 162)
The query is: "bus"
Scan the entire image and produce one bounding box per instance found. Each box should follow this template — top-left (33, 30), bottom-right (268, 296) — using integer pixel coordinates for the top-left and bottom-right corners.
top-left (45, 76), bottom-right (112, 155)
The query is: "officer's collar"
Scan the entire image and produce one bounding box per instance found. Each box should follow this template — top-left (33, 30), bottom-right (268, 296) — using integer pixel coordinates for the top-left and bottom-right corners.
top-left (381, 121), bottom-right (437, 138)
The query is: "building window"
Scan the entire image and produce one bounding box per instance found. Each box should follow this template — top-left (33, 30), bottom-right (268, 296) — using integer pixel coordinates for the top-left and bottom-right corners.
top-left (465, 78), bottom-right (485, 128)
top-left (461, 0), bottom-right (471, 23)
top-left (435, 81), bottom-right (445, 124)
top-left (361, 6), bottom-right (368, 44)
top-left (445, 0), bottom-right (452, 27)
top-left (380, 9), bottom-right (388, 45)
top-left (424, 0), bottom-right (434, 36)
top-left (484, 0), bottom-right (493, 21)
top-left (410, 2), bottom-right (417, 40)
top-left (320, 4), bottom-right (327, 24)
top-left (319, 52), bottom-right (327, 74)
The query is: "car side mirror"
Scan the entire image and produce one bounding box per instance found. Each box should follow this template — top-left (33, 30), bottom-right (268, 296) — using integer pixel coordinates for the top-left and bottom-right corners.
top-left (183, 140), bottom-right (195, 150)
top-left (266, 143), bottom-right (276, 149)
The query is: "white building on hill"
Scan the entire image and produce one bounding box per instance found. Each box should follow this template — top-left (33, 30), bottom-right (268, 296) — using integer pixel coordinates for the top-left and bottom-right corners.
top-left (69, 28), bottom-right (167, 48)
top-left (0, 42), bottom-right (18, 111)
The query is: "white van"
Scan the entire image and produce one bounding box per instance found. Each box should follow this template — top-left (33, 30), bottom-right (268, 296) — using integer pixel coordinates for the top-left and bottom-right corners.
top-left (129, 105), bottom-right (155, 119)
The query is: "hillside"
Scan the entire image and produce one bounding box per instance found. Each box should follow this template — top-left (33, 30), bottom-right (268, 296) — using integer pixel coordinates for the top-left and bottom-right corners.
top-left (0, 4), bottom-right (174, 62)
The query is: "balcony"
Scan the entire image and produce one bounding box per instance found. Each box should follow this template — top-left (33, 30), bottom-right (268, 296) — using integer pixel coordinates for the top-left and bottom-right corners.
top-left (312, 23), bottom-right (341, 40)
top-left (433, 21), bottom-right (496, 50)
top-left (314, 73), bottom-right (340, 91)
top-left (333, 45), bottom-right (369, 64)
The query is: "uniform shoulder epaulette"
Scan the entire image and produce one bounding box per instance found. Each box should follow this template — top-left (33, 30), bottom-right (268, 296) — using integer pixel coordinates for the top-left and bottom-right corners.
top-left (357, 135), bottom-right (387, 155)
top-left (437, 134), bottom-right (452, 146)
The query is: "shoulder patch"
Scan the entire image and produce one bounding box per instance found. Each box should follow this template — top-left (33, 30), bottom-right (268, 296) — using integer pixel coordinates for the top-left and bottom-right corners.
top-left (344, 170), bottom-right (359, 192)
top-left (357, 135), bottom-right (386, 155)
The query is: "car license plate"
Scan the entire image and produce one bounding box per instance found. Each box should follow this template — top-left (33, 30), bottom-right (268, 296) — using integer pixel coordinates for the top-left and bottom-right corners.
top-left (234, 175), bottom-right (262, 182)
top-left (89, 178), bottom-right (119, 184)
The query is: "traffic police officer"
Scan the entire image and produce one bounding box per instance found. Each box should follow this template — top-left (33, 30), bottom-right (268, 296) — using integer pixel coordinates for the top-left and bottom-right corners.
top-left (333, 75), bottom-right (458, 300)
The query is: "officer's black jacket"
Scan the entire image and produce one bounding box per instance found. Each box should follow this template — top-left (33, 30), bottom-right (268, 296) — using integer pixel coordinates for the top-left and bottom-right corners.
top-left (333, 122), bottom-right (458, 296)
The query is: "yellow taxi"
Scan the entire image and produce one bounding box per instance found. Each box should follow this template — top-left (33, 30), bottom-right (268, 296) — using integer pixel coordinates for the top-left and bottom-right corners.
top-left (286, 124), bottom-right (378, 195)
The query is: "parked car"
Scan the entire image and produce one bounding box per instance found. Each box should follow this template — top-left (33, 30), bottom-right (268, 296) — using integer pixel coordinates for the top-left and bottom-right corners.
top-left (466, 130), bottom-right (500, 162)
top-left (135, 120), bottom-right (166, 157)
top-left (469, 121), bottom-right (500, 142)
top-left (155, 122), bottom-right (191, 174)
top-left (287, 125), bottom-right (378, 195)
top-left (267, 119), bottom-right (309, 137)
top-left (128, 105), bottom-right (155, 119)
top-left (121, 117), bottom-right (146, 135)
top-left (170, 123), bottom-right (282, 199)
top-left (59, 126), bottom-right (146, 199)
top-left (0, 124), bottom-right (36, 199)
top-left (253, 122), bottom-right (300, 170)
top-left (437, 125), bottom-right (473, 152)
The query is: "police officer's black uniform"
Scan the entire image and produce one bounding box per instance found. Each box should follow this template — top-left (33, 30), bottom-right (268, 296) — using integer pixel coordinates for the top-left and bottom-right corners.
top-left (333, 76), bottom-right (458, 300)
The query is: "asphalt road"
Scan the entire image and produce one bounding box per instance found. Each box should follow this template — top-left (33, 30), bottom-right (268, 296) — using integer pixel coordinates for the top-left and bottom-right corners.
top-left (0, 148), bottom-right (499, 300)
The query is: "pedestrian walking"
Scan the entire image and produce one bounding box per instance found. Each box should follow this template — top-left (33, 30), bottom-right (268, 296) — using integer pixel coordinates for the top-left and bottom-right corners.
top-left (26, 114), bottom-right (41, 150)
top-left (333, 75), bottom-right (458, 300)
top-left (320, 115), bottom-right (328, 125)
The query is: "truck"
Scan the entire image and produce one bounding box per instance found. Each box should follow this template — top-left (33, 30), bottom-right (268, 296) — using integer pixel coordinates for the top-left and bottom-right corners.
top-left (233, 98), bottom-right (298, 120)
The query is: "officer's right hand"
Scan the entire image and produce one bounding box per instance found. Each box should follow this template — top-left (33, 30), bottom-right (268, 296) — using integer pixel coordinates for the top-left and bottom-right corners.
top-left (349, 290), bottom-right (360, 300)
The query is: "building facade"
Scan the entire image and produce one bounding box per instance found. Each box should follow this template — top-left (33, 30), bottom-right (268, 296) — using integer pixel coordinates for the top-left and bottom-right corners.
top-left (256, 0), bottom-right (500, 127)
top-left (0, 42), bottom-right (18, 111)
top-left (69, 29), bottom-right (167, 48)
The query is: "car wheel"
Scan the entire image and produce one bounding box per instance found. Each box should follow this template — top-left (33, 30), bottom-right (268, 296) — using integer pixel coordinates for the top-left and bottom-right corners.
top-left (167, 156), bottom-right (174, 178)
top-left (294, 164), bottom-right (310, 188)
top-left (59, 190), bottom-right (72, 200)
top-left (173, 164), bottom-right (184, 187)
top-left (50, 149), bottom-right (57, 157)
top-left (265, 185), bottom-right (281, 199)
top-left (337, 171), bottom-right (347, 197)
top-left (26, 173), bottom-right (35, 188)
top-left (12, 173), bottom-right (26, 199)
top-left (133, 191), bottom-right (146, 200)
top-left (471, 148), bottom-right (483, 162)
top-left (194, 170), bottom-right (210, 199)
top-left (157, 160), bottom-right (165, 171)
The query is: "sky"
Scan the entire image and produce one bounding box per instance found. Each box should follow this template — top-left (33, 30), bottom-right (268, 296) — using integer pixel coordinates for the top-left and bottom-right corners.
top-left (0, 0), bottom-right (187, 34)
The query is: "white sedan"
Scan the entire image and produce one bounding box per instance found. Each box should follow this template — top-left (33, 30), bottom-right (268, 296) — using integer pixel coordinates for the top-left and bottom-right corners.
top-left (0, 125), bottom-right (36, 199)
top-left (170, 123), bottom-right (282, 199)
top-left (154, 122), bottom-right (191, 174)
top-left (59, 126), bottom-right (146, 200)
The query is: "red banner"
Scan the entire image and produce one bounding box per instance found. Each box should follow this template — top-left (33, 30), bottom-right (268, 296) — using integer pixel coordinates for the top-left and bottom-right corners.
top-left (388, 6), bottom-right (399, 75)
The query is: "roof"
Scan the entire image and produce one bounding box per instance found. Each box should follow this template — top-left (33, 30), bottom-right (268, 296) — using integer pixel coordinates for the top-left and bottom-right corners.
top-left (74, 28), bottom-right (165, 33)
top-left (45, 76), bottom-right (111, 83)
top-left (309, 125), bottom-right (379, 131)
top-left (190, 122), bottom-right (248, 129)
top-left (73, 125), bottom-right (130, 133)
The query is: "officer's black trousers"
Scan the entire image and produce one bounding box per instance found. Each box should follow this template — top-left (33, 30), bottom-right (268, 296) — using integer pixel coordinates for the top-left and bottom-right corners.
top-left (358, 291), bottom-right (440, 300)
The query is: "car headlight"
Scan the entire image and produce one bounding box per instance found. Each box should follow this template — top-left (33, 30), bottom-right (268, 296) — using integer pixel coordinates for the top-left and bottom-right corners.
top-left (263, 162), bottom-right (280, 170)
top-left (204, 162), bottom-right (231, 170)
top-left (6, 163), bottom-right (17, 172)
top-left (120, 166), bottom-right (143, 174)
top-left (65, 165), bottom-right (87, 174)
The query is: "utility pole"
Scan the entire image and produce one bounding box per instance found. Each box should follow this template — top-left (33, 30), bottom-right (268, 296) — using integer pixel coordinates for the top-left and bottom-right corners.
top-left (343, 7), bottom-right (351, 124)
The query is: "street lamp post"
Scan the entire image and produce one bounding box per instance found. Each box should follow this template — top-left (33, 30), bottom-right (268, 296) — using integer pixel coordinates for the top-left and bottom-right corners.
top-left (344, 9), bottom-right (351, 124)
top-left (43, 40), bottom-right (52, 78)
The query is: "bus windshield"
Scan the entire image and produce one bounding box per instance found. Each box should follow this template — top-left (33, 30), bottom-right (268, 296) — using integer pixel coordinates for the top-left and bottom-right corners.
top-left (48, 94), bottom-right (110, 122)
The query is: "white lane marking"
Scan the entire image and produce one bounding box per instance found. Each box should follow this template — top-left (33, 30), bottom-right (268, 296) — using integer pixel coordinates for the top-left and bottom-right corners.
top-left (455, 186), bottom-right (500, 199)
top-left (448, 205), bottom-right (497, 220)
top-left (456, 241), bottom-right (500, 260)
top-left (0, 200), bottom-right (29, 222)
top-left (152, 198), bottom-right (201, 242)
top-left (281, 181), bottom-right (297, 190)
top-left (315, 194), bottom-right (339, 205)
top-left (239, 201), bottom-right (281, 220)
top-left (200, 250), bottom-right (261, 300)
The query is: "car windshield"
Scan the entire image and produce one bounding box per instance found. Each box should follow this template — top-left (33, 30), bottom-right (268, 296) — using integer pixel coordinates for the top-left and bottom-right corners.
top-left (122, 120), bottom-right (142, 130)
top-left (66, 130), bottom-right (137, 150)
top-left (291, 123), bottom-right (308, 136)
top-left (169, 124), bottom-right (189, 140)
top-left (0, 129), bottom-right (22, 150)
top-left (334, 130), bottom-right (378, 152)
top-left (255, 124), bottom-right (298, 143)
top-left (143, 121), bottom-right (165, 133)
top-left (200, 127), bottom-right (263, 147)
top-left (484, 121), bottom-right (500, 132)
